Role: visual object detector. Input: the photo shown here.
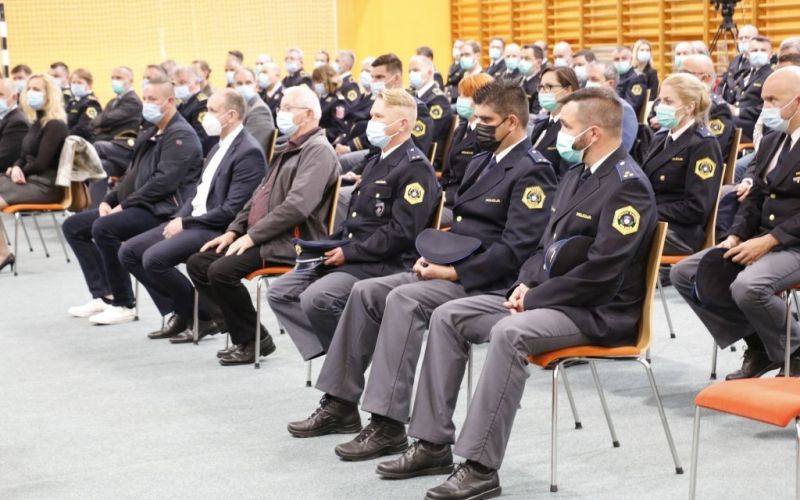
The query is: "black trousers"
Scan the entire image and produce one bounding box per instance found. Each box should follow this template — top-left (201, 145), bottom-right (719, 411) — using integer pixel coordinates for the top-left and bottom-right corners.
top-left (186, 247), bottom-right (264, 345)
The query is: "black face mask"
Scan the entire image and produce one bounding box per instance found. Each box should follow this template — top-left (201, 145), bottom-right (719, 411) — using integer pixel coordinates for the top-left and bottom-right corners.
top-left (475, 117), bottom-right (509, 152)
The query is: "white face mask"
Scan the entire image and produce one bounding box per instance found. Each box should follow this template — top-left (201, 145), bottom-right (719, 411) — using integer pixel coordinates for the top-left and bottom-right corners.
top-left (201, 112), bottom-right (225, 136)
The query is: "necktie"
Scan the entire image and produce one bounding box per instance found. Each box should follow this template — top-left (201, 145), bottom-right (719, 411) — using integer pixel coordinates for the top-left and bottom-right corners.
top-left (478, 156), bottom-right (498, 180)
top-left (743, 69), bottom-right (755, 88)
top-left (573, 164), bottom-right (590, 193)
top-left (665, 135), bottom-right (674, 150)
top-left (768, 134), bottom-right (794, 182)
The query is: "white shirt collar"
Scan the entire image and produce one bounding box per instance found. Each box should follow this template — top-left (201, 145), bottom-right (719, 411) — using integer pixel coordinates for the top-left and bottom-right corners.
top-left (341, 71), bottom-right (352, 79)
top-left (669, 119), bottom-right (695, 142)
top-left (219, 123), bottom-right (244, 150)
top-left (416, 80), bottom-right (435, 98)
top-left (380, 143), bottom-right (403, 160)
top-left (587, 147), bottom-right (617, 174)
top-left (787, 127), bottom-right (800, 148)
top-left (494, 136), bottom-right (527, 164)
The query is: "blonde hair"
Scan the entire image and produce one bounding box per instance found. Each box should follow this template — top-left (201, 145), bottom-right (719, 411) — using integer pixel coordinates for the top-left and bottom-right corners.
top-left (378, 88), bottom-right (417, 122)
top-left (632, 39), bottom-right (652, 71)
top-left (21, 74), bottom-right (66, 125)
top-left (661, 73), bottom-right (710, 125)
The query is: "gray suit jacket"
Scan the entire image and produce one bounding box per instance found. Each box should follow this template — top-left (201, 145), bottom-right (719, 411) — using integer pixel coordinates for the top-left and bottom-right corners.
top-left (244, 95), bottom-right (275, 155)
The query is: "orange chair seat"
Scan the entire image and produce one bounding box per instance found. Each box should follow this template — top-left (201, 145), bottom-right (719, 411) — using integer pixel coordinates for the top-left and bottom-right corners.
top-left (696, 378), bottom-right (800, 427)
top-left (660, 254), bottom-right (688, 266)
top-left (529, 345), bottom-right (641, 368)
top-left (246, 266), bottom-right (293, 281)
top-left (3, 203), bottom-right (67, 214)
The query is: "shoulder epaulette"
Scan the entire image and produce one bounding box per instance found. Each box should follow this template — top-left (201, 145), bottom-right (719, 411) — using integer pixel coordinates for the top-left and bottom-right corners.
top-left (527, 147), bottom-right (550, 165)
top-left (406, 146), bottom-right (425, 162)
top-left (197, 93), bottom-right (207, 102)
top-left (695, 126), bottom-right (715, 139)
top-left (615, 160), bottom-right (640, 182)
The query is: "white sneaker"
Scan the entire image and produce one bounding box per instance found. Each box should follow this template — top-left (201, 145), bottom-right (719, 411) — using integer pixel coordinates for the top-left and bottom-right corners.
top-left (88, 306), bottom-right (137, 325)
top-left (68, 298), bottom-right (109, 318)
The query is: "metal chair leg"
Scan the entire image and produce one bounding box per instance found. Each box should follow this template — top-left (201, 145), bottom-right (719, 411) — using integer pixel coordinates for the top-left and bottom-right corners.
top-left (467, 344), bottom-right (473, 407)
top-left (657, 277), bottom-right (676, 339)
top-left (560, 365), bottom-right (582, 429)
top-left (550, 362), bottom-right (560, 493)
top-left (255, 276), bottom-right (263, 369)
top-left (795, 417), bottom-right (799, 500)
top-left (12, 213), bottom-right (19, 275)
top-left (31, 214), bottom-right (50, 258)
top-left (133, 280), bottom-right (140, 320)
top-left (710, 341), bottom-right (718, 380)
top-left (306, 360), bottom-right (313, 387)
top-left (18, 213), bottom-right (33, 252)
top-left (50, 212), bottom-right (70, 262)
top-left (637, 358), bottom-right (683, 474)
top-left (192, 290), bottom-right (199, 344)
top-left (689, 406), bottom-right (702, 500)
top-left (589, 361), bottom-right (619, 447)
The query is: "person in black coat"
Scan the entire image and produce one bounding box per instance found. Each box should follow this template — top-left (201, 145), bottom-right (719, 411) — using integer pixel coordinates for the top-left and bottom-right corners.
top-left (312, 65), bottom-right (348, 144)
top-left (682, 54), bottom-right (735, 159)
top-left (119, 90), bottom-right (266, 341)
top-left (717, 25), bottom-right (760, 103)
top-left (530, 66), bottom-right (580, 179)
top-left (732, 36), bottom-right (775, 142)
top-left (282, 48), bottom-right (312, 89)
top-left (0, 79), bottom-right (30, 171)
top-left (486, 37), bottom-right (507, 77)
top-left (258, 62), bottom-right (284, 122)
top-left (445, 40), bottom-right (466, 103)
top-left (519, 44), bottom-right (545, 114)
top-left (174, 65), bottom-right (216, 156)
top-left (613, 46), bottom-right (648, 117)
top-left (632, 39), bottom-right (659, 101)
top-left (63, 78), bottom-right (203, 325)
top-left (409, 55), bottom-right (453, 167)
top-left (65, 68), bottom-right (103, 141)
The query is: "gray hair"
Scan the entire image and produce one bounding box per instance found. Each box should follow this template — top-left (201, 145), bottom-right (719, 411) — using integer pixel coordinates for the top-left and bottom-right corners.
top-left (283, 85), bottom-right (321, 120)
top-left (338, 50), bottom-right (355, 70)
top-left (592, 61), bottom-right (618, 84)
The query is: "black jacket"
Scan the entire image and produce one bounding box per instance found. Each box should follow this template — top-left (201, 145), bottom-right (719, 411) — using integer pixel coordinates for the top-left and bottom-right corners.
top-left (0, 107), bottom-right (29, 170)
top-left (708, 93), bottom-right (735, 160)
top-left (441, 121), bottom-right (477, 207)
top-left (530, 117), bottom-right (572, 179)
top-left (487, 59), bottom-right (507, 78)
top-left (734, 64), bottom-right (773, 141)
top-left (340, 74), bottom-right (361, 110)
top-left (319, 93), bottom-right (348, 144)
top-left (718, 53), bottom-right (750, 104)
top-left (92, 90), bottom-right (143, 144)
top-left (445, 62), bottom-right (465, 103)
top-left (14, 115), bottom-right (68, 186)
top-left (178, 90), bottom-right (216, 156)
top-left (417, 84), bottom-right (453, 167)
top-left (640, 64), bottom-right (659, 101)
top-left (521, 73), bottom-right (542, 114)
top-left (282, 70), bottom-right (312, 89)
top-left (616, 67), bottom-right (648, 118)
top-left (66, 93), bottom-right (103, 141)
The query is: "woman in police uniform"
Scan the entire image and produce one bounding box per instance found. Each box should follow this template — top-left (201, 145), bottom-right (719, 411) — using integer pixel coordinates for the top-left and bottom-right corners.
top-left (643, 73), bottom-right (724, 255)
top-left (529, 66), bottom-right (580, 179)
top-left (312, 65), bottom-right (347, 144)
top-left (66, 68), bottom-right (103, 141)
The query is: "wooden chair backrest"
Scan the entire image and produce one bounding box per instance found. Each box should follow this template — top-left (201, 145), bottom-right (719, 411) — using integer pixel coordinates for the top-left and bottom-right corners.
top-left (722, 127), bottom-right (743, 186)
top-left (636, 221), bottom-right (668, 351)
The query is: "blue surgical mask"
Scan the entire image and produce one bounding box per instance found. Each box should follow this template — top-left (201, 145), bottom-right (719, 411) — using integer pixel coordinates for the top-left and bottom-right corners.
top-left (409, 71), bottom-right (425, 90)
top-left (70, 83), bottom-right (88, 99)
top-left (760, 98), bottom-right (799, 133)
top-left (366, 119), bottom-right (399, 149)
top-left (518, 60), bottom-right (534, 75)
top-left (331, 62), bottom-right (341, 74)
top-left (255, 63), bottom-right (263, 75)
top-left (574, 65), bottom-right (587, 83)
top-left (614, 61), bottom-right (632, 75)
top-left (26, 90), bottom-right (45, 111)
top-left (14, 79), bottom-right (25, 94)
top-left (285, 61), bottom-right (299, 74)
top-left (556, 127), bottom-right (592, 164)
top-left (0, 98), bottom-right (9, 117)
top-left (141, 79), bottom-right (150, 92)
top-left (313, 83), bottom-right (326, 96)
top-left (111, 79), bottom-right (125, 96)
top-left (655, 103), bottom-right (683, 129)
top-left (371, 80), bottom-right (385, 95)
top-left (738, 41), bottom-right (750, 54)
top-left (505, 58), bottom-right (520, 71)
top-left (554, 57), bottom-right (569, 68)
top-left (225, 71), bottom-right (235, 84)
top-left (538, 92), bottom-right (559, 112)
top-left (142, 102), bottom-right (163, 124)
top-left (637, 51), bottom-right (651, 64)
top-left (360, 71), bottom-right (372, 89)
top-left (455, 97), bottom-right (474, 119)
top-left (489, 47), bottom-right (502, 61)
top-left (460, 56), bottom-right (475, 71)
top-left (276, 110), bottom-right (298, 136)
top-left (257, 73), bottom-right (270, 90)
top-left (175, 85), bottom-right (192, 101)
top-left (749, 51), bottom-right (769, 68)
top-left (674, 55), bottom-right (685, 69)
top-left (236, 84), bottom-right (257, 102)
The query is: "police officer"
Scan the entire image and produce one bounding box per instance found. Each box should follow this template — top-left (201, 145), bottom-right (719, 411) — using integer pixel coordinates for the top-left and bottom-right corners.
top-left (312, 64), bottom-right (348, 143)
top-left (415, 46), bottom-right (445, 90)
top-left (374, 88), bottom-right (657, 499)
top-left (48, 61), bottom-right (72, 110)
top-left (65, 68), bottom-right (103, 142)
top-left (446, 39), bottom-right (466, 103)
top-left (257, 62), bottom-right (284, 121)
top-left (267, 88), bottom-right (441, 364)
top-left (499, 43), bottom-right (522, 80)
top-left (682, 54), bottom-right (735, 159)
top-left (486, 37), bottom-right (506, 77)
top-left (282, 48), bottom-right (312, 89)
top-left (335, 50), bottom-right (361, 110)
top-left (530, 66), bottom-right (580, 179)
top-left (191, 59), bottom-right (214, 97)
top-left (288, 80), bottom-right (557, 462)
top-left (732, 36), bottom-right (775, 142)
top-left (718, 25), bottom-right (759, 104)
top-left (645, 73), bottom-right (723, 255)
top-left (613, 46), bottom-right (648, 118)
top-left (671, 67), bottom-right (800, 379)
top-left (519, 44), bottom-right (544, 114)
top-left (173, 65), bottom-right (216, 156)
top-left (409, 55), bottom-right (453, 167)
top-left (335, 57), bottom-right (374, 155)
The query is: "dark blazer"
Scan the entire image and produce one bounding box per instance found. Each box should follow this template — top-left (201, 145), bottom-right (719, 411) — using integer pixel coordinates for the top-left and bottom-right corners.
top-left (0, 107), bottom-right (30, 170)
top-left (616, 67), bottom-right (648, 117)
top-left (14, 116), bottom-right (68, 186)
top-left (178, 90), bottom-right (217, 156)
top-left (66, 93), bottom-right (102, 141)
top-left (445, 62), bottom-right (465, 103)
top-left (340, 74), bottom-right (361, 109)
top-left (450, 142), bottom-right (557, 293)
top-left (105, 113), bottom-right (203, 218)
top-left (176, 128), bottom-right (267, 231)
top-left (513, 147), bottom-right (658, 345)
top-left (319, 92), bottom-right (348, 144)
top-left (334, 139), bottom-right (441, 279)
top-left (708, 93), bottom-right (735, 160)
top-left (282, 70), bottom-right (312, 89)
top-left (718, 53), bottom-right (750, 104)
top-left (417, 84), bottom-right (453, 166)
top-left (530, 117), bottom-right (572, 179)
top-left (640, 64), bottom-right (659, 101)
top-left (521, 73), bottom-right (541, 114)
top-left (91, 90), bottom-right (142, 143)
top-left (261, 84), bottom-right (284, 121)
top-left (642, 124), bottom-right (723, 251)
top-left (441, 120), bottom-right (477, 207)
top-left (730, 132), bottom-right (800, 247)
top-left (734, 64), bottom-right (773, 141)
top-left (487, 59), bottom-right (507, 78)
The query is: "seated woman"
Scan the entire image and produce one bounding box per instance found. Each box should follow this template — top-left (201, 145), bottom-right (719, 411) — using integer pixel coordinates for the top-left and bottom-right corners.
top-left (530, 66), bottom-right (580, 179)
top-left (438, 72), bottom-right (493, 225)
top-left (643, 73), bottom-right (723, 256)
top-left (312, 64), bottom-right (347, 143)
top-left (66, 68), bottom-right (102, 141)
top-left (633, 39), bottom-right (659, 101)
top-left (0, 74), bottom-right (69, 271)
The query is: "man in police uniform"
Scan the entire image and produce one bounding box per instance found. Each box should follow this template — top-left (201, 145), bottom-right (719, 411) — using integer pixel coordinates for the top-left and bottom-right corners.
top-left (672, 67), bottom-right (800, 379)
top-left (282, 48), bottom-right (312, 89)
top-left (335, 50), bottom-right (361, 110)
top-left (49, 61), bottom-right (72, 110)
top-left (289, 80), bottom-right (558, 461)
top-left (732, 36), bottom-right (774, 142)
top-left (486, 37), bottom-right (507, 78)
top-left (718, 24), bottom-right (759, 104)
top-left (173, 65), bottom-right (216, 156)
top-left (191, 60), bottom-right (214, 97)
top-left (612, 46), bottom-right (647, 118)
top-left (267, 88), bottom-right (441, 365)
top-left (446, 39), bottom-right (465, 103)
top-left (375, 88), bottom-right (658, 499)
top-left (257, 62), bottom-right (283, 121)
top-left (520, 44), bottom-right (544, 114)
top-left (409, 54), bottom-right (453, 167)
top-left (682, 54), bottom-right (735, 159)
top-left (65, 69), bottom-right (103, 142)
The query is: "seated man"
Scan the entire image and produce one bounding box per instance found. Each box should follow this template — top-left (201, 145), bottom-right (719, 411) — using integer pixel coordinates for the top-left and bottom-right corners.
top-left (0, 78), bottom-right (30, 170)
top-left (118, 89), bottom-right (265, 341)
top-left (377, 88), bottom-right (658, 499)
top-left (612, 46), bottom-right (647, 118)
top-left (267, 88), bottom-right (441, 362)
top-left (585, 61), bottom-right (638, 152)
top-left (282, 48), bottom-right (312, 89)
top-left (718, 24), bottom-right (759, 104)
top-left (671, 67), bottom-right (800, 380)
top-left (285, 81), bottom-right (558, 461)
top-left (232, 67), bottom-right (275, 155)
top-left (185, 85), bottom-right (339, 365)
top-left (409, 54), bottom-right (453, 168)
top-left (732, 36), bottom-right (774, 142)
top-left (173, 65), bottom-right (216, 155)
top-left (64, 77), bottom-right (203, 325)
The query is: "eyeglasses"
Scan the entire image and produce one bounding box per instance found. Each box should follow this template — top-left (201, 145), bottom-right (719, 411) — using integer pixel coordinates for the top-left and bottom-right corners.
top-left (278, 105), bottom-right (310, 113)
top-left (537, 84), bottom-right (563, 93)
top-left (681, 70), bottom-right (709, 79)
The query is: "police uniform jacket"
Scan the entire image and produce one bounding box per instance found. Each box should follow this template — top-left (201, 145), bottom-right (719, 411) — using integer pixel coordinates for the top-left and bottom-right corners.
top-left (66, 93), bottom-right (102, 141)
top-left (640, 64), bottom-right (659, 101)
top-left (729, 131), bottom-right (800, 247)
top-left (261, 83), bottom-right (284, 121)
top-left (512, 146), bottom-right (658, 345)
top-left (449, 142), bottom-right (556, 293)
top-left (340, 74), bottom-right (361, 111)
top-left (642, 123), bottom-right (723, 252)
top-left (61, 88), bottom-right (73, 111)
top-left (0, 107), bottom-right (30, 170)
top-left (92, 90), bottom-right (143, 147)
top-left (417, 83), bottom-right (453, 166)
top-left (333, 139), bottom-right (441, 279)
top-left (530, 116), bottom-right (572, 179)
top-left (345, 95), bottom-right (435, 156)
top-left (446, 62), bottom-right (465, 103)
top-left (319, 92), bottom-right (348, 144)
top-left (104, 113), bottom-right (203, 218)
top-left (487, 59), bottom-right (507, 78)
top-left (734, 64), bottom-right (773, 141)
top-left (178, 90), bottom-right (216, 156)
top-left (440, 120), bottom-right (477, 207)
top-left (616, 67), bottom-right (647, 118)
top-left (521, 73), bottom-right (542, 114)
top-left (708, 93), bottom-right (735, 160)
top-left (282, 70), bottom-right (312, 89)
top-left (342, 92), bottom-right (374, 150)
top-left (718, 53), bottom-right (750, 104)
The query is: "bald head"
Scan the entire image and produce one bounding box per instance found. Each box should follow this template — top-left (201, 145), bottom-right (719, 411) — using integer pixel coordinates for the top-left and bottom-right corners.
top-left (739, 25), bottom-right (759, 44)
top-left (762, 66), bottom-right (800, 133)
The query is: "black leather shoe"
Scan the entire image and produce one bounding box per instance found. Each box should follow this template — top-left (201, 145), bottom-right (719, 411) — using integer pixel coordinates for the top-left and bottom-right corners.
top-left (334, 415), bottom-right (408, 461)
top-left (0, 253), bottom-right (15, 272)
top-left (217, 344), bottom-right (239, 358)
top-left (287, 395), bottom-right (362, 438)
top-left (218, 334), bottom-right (276, 365)
top-left (425, 462), bottom-right (501, 500)
top-left (376, 440), bottom-right (453, 479)
top-left (169, 320), bottom-right (221, 344)
top-left (725, 348), bottom-right (779, 380)
top-left (147, 314), bottom-right (189, 339)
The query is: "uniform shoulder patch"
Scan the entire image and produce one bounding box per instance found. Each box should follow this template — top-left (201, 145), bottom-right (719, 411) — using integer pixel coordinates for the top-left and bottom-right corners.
top-left (694, 157), bottom-right (717, 180)
top-left (615, 160), bottom-right (639, 182)
top-left (708, 118), bottom-right (725, 136)
top-left (429, 104), bottom-right (444, 120)
top-left (346, 89), bottom-right (358, 102)
top-left (85, 107), bottom-right (98, 119)
top-left (198, 111), bottom-right (206, 125)
top-left (631, 84), bottom-right (643, 97)
top-left (404, 182), bottom-right (426, 205)
top-left (527, 148), bottom-right (549, 165)
top-left (406, 147), bottom-right (424, 162)
top-left (522, 185), bottom-right (546, 209)
top-left (412, 119), bottom-right (426, 138)
top-left (612, 206), bottom-right (640, 235)
top-left (197, 93), bottom-right (207, 102)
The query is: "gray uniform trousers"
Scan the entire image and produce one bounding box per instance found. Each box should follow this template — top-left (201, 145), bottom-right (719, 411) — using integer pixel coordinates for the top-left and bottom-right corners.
top-left (670, 246), bottom-right (800, 362)
top-left (316, 272), bottom-right (470, 416)
top-left (266, 269), bottom-right (360, 360)
top-left (407, 294), bottom-right (593, 470)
